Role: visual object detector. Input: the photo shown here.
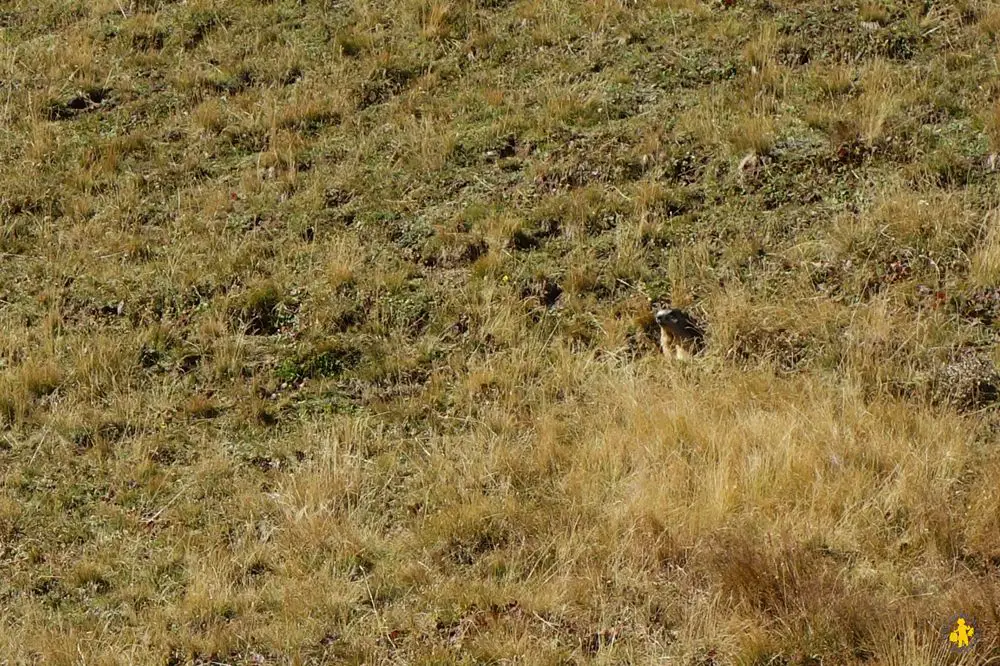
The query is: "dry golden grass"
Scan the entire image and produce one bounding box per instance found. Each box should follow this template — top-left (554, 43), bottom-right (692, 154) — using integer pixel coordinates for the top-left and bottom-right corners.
top-left (3, 0), bottom-right (1000, 663)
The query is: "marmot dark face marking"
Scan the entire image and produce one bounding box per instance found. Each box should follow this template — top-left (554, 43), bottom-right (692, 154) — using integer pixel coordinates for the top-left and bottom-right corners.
top-left (655, 308), bottom-right (704, 360)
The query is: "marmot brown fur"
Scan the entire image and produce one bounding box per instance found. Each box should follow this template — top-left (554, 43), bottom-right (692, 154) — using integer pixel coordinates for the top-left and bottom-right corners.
top-left (655, 308), bottom-right (704, 360)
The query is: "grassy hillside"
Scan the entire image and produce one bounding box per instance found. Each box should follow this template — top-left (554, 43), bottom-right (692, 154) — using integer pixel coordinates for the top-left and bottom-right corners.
top-left (3, 0), bottom-right (1000, 662)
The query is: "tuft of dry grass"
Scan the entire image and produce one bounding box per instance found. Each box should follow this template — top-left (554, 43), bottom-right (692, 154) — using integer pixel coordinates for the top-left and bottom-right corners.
top-left (728, 114), bottom-right (776, 157)
top-left (856, 59), bottom-right (902, 145)
top-left (985, 99), bottom-right (1000, 155)
top-left (971, 209), bottom-right (1000, 286)
top-left (859, 1), bottom-right (891, 26)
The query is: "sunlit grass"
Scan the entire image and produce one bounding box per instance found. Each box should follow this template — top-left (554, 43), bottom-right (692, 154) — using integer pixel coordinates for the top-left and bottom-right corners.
top-left (1, 0), bottom-right (1000, 662)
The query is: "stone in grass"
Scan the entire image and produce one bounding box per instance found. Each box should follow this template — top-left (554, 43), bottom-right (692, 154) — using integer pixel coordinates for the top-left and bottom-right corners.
top-left (931, 353), bottom-right (1000, 412)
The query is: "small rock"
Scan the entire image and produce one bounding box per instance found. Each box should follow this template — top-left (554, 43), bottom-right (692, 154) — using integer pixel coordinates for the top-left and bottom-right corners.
top-left (932, 354), bottom-right (1000, 412)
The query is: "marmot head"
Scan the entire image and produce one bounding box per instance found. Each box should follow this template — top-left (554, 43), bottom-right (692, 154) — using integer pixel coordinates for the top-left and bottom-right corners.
top-left (655, 308), bottom-right (684, 328)
top-left (654, 307), bottom-right (704, 341)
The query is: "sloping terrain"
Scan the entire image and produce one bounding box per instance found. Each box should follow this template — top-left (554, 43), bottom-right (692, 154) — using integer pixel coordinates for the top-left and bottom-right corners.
top-left (3, 0), bottom-right (1000, 663)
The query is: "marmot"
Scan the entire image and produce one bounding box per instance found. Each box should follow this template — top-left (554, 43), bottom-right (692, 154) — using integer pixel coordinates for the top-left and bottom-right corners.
top-left (655, 308), bottom-right (704, 360)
